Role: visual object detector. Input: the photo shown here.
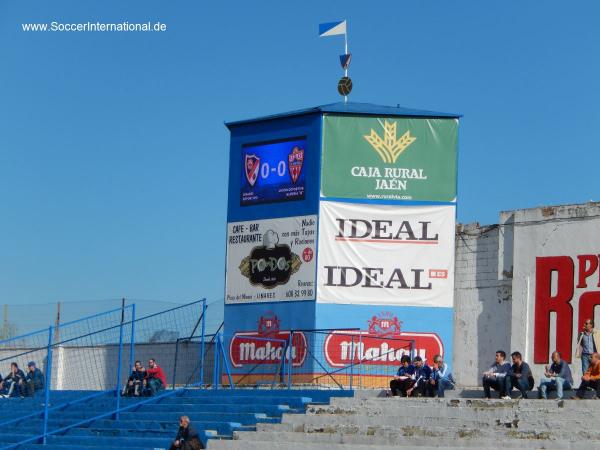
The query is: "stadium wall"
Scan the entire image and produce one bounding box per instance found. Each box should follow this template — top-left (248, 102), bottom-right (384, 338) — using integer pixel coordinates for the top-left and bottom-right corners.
top-left (454, 202), bottom-right (600, 386)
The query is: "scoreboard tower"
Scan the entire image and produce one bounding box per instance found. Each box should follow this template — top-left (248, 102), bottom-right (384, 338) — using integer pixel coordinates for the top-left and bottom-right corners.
top-left (224, 102), bottom-right (460, 385)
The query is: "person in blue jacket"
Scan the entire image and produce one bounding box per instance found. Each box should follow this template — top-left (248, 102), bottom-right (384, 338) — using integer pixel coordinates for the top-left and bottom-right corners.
top-left (389, 355), bottom-right (415, 397)
top-left (409, 356), bottom-right (434, 397)
top-left (24, 361), bottom-right (45, 397)
top-left (431, 354), bottom-right (455, 398)
top-left (537, 351), bottom-right (573, 399)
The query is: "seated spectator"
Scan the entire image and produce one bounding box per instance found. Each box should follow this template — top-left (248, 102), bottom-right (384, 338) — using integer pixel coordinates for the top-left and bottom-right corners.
top-left (408, 356), bottom-right (433, 397)
top-left (145, 358), bottom-right (166, 396)
top-left (123, 360), bottom-right (146, 397)
top-left (24, 361), bottom-right (44, 397)
top-left (538, 351), bottom-right (573, 400)
top-left (574, 352), bottom-right (600, 399)
top-left (505, 351), bottom-right (534, 399)
top-left (431, 354), bottom-right (455, 398)
top-left (1, 363), bottom-right (26, 397)
top-left (482, 350), bottom-right (511, 399)
top-left (170, 415), bottom-right (203, 450)
top-left (389, 355), bottom-right (415, 397)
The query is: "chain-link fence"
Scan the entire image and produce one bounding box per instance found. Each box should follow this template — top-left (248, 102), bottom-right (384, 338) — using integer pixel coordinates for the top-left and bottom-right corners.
top-left (218, 329), bottom-right (416, 390)
top-left (0, 299), bottom-right (216, 449)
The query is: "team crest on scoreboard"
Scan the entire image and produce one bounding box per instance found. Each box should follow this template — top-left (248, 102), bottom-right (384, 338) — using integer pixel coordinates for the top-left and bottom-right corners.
top-left (244, 154), bottom-right (260, 187)
top-left (288, 146), bottom-right (304, 183)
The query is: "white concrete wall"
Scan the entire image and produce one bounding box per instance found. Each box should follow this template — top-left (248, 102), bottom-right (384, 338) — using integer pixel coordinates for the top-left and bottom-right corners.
top-left (0, 342), bottom-right (214, 390)
top-left (506, 202), bottom-right (600, 382)
top-left (453, 223), bottom-right (512, 386)
top-left (454, 202), bottom-right (600, 387)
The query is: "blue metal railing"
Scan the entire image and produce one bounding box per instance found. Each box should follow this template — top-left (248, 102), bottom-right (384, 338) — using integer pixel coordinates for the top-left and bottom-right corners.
top-left (0, 298), bottom-right (208, 449)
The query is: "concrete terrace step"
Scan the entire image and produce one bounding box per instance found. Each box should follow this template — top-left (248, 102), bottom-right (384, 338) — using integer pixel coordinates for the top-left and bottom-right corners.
top-left (232, 430), bottom-right (594, 449)
top-left (207, 440), bottom-right (533, 450)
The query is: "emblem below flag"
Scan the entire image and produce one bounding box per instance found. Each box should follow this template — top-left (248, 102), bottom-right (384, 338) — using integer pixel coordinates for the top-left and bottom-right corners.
top-left (339, 53), bottom-right (351, 70)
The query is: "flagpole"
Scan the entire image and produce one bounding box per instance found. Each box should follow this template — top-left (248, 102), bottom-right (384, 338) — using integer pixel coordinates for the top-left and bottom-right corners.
top-left (344, 26), bottom-right (348, 103)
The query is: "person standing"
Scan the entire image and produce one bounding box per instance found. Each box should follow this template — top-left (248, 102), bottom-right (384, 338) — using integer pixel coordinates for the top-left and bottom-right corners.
top-left (505, 352), bottom-right (534, 399)
top-left (575, 319), bottom-right (600, 375)
top-left (482, 350), bottom-right (511, 399)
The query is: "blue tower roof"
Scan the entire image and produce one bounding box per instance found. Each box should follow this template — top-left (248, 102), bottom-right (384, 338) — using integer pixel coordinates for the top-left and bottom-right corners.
top-left (225, 102), bottom-right (461, 128)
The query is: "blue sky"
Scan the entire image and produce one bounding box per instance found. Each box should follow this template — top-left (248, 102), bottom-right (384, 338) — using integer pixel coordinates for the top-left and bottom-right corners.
top-left (1, 0), bottom-right (599, 311)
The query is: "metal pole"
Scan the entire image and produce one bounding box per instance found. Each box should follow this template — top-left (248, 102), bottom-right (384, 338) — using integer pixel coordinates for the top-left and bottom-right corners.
top-left (42, 326), bottom-right (53, 445)
top-left (358, 333), bottom-right (363, 389)
top-left (129, 303), bottom-right (136, 375)
top-left (349, 335), bottom-right (354, 390)
top-left (172, 338), bottom-right (180, 390)
top-left (200, 299), bottom-right (206, 387)
top-left (114, 301), bottom-right (125, 420)
top-left (218, 335), bottom-right (234, 389)
top-left (213, 335), bottom-right (220, 390)
top-left (287, 332), bottom-right (293, 389)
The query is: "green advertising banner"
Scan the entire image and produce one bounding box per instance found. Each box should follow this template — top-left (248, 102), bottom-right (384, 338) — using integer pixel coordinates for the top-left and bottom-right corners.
top-left (321, 115), bottom-right (458, 202)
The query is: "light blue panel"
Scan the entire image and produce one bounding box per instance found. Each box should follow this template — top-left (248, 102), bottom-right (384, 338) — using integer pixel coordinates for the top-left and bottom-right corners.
top-left (315, 303), bottom-right (453, 371)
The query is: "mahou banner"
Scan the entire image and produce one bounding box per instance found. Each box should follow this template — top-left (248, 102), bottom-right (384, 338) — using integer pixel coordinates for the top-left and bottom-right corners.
top-left (317, 202), bottom-right (455, 307)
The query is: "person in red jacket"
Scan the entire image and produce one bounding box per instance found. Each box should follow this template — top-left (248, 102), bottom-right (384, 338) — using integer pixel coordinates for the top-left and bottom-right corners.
top-left (144, 358), bottom-right (167, 395)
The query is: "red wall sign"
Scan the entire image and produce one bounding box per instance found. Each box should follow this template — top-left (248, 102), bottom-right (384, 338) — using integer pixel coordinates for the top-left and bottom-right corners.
top-left (534, 254), bottom-right (600, 364)
top-left (229, 331), bottom-right (307, 368)
top-left (323, 330), bottom-right (444, 368)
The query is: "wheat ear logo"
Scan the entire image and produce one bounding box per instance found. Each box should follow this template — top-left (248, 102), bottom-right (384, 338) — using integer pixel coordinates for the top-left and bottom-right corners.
top-left (363, 120), bottom-right (417, 163)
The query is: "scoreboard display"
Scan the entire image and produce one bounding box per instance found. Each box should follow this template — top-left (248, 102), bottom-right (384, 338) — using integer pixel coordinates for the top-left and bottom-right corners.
top-left (240, 137), bottom-right (306, 206)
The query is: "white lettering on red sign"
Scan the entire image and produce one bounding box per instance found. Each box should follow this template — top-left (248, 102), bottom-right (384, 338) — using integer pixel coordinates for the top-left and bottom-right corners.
top-left (323, 331), bottom-right (444, 368)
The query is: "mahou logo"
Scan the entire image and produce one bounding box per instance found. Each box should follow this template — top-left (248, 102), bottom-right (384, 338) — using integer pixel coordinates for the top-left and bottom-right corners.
top-left (324, 312), bottom-right (444, 368)
top-left (229, 312), bottom-right (307, 368)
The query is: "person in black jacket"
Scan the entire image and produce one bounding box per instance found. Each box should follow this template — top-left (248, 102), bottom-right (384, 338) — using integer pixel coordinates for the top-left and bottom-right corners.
top-left (170, 416), bottom-right (203, 450)
top-left (505, 351), bottom-right (535, 399)
top-left (24, 361), bottom-right (45, 397)
top-left (389, 355), bottom-right (415, 397)
top-left (123, 360), bottom-right (146, 397)
top-left (408, 356), bottom-right (434, 397)
top-left (1, 363), bottom-right (26, 397)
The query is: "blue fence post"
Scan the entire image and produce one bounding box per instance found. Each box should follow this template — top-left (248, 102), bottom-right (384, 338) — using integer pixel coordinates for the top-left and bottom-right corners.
top-left (349, 335), bottom-right (354, 390)
top-left (287, 332), bottom-right (293, 389)
top-left (200, 299), bottom-right (206, 387)
top-left (42, 326), bottom-right (53, 445)
top-left (358, 333), bottom-right (363, 389)
top-left (218, 335), bottom-right (234, 389)
top-left (114, 306), bottom-right (125, 420)
top-left (129, 303), bottom-right (136, 375)
top-left (212, 335), bottom-right (220, 390)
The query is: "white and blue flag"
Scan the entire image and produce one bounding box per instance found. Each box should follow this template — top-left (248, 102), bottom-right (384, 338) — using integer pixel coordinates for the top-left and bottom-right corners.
top-left (318, 20), bottom-right (346, 37)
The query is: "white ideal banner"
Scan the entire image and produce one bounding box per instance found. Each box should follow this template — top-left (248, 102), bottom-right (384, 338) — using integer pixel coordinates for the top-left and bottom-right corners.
top-left (225, 215), bottom-right (317, 304)
top-left (317, 202), bottom-right (455, 307)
